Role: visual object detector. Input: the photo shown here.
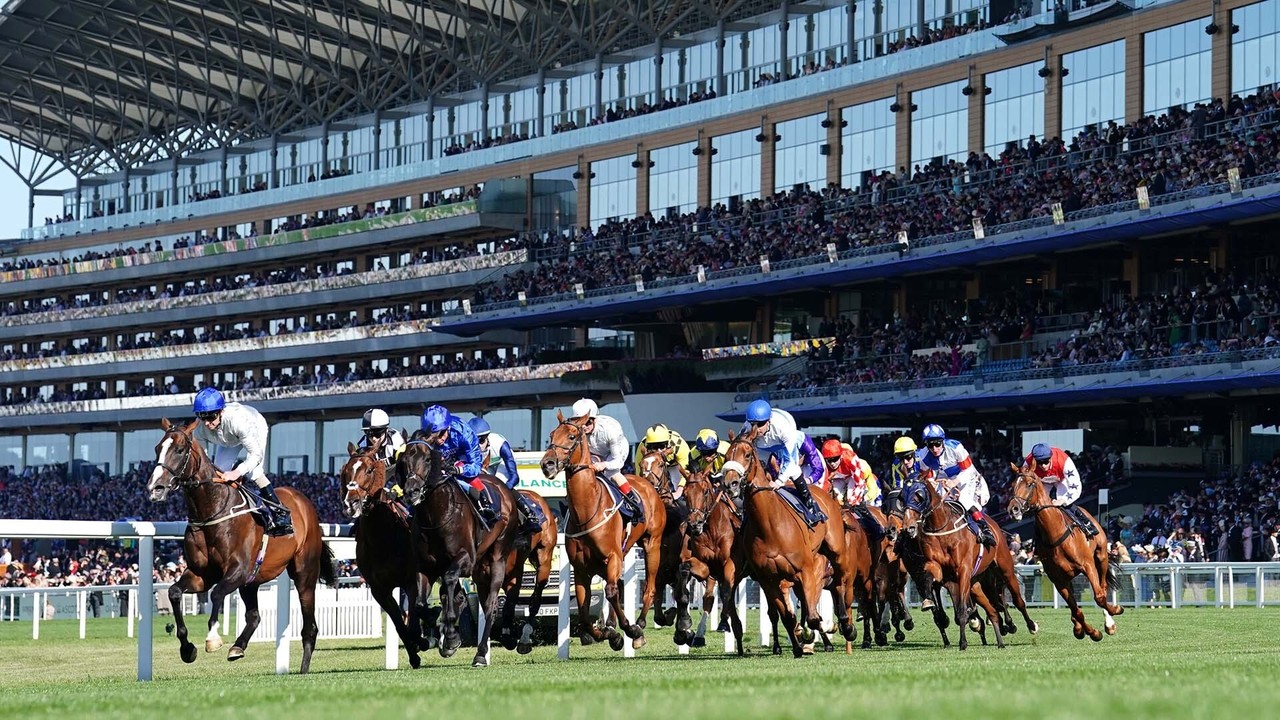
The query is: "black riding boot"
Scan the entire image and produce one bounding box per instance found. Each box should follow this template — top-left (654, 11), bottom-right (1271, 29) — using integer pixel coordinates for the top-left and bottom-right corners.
top-left (468, 484), bottom-right (498, 524)
top-left (852, 502), bottom-right (884, 538)
top-left (968, 508), bottom-right (996, 547)
top-left (517, 494), bottom-right (543, 534)
top-left (1069, 505), bottom-right (1098, 538)
top-left (621, 487), bottom-right (646, 524)
top-left (791, 478), bottom-right (826, 524)
top-left (258, 484), bottom-right (294, 537)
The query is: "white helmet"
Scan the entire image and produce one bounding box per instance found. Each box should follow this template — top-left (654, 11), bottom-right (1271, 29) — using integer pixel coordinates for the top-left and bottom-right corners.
top-left (362, 408), bottom-right (390, 430)
top-left (571, 398), bottom-right (599, 419)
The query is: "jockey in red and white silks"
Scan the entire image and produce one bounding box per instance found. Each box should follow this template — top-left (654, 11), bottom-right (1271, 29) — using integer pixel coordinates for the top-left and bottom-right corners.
top-left (918, 424), bottom-right (995, 546)
top-left (1021, 444), bottom-right (1082, 506)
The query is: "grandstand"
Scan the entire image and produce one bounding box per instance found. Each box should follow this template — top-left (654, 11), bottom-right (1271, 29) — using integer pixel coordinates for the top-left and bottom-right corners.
top-left (2, 0), bottom-right (1280, 568)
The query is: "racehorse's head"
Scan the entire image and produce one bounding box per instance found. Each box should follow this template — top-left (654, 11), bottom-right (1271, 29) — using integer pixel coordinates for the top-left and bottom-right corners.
top-left (340, 442), bottom-right (388, 519)
top-left (899, 481), bottom-right (933, 539)
top-left (1006, 462), bottom-right (1051, 522)
top-left (148, 418), bottom-right (205, 502)
top-left (541, 411), bottom-right (589, 480)
top-left (721, 432), bottom-right (765, 500)
top-left (399, 432), bottom-right (445, 506)
top-left (682, 470), bottom-right (716, 537)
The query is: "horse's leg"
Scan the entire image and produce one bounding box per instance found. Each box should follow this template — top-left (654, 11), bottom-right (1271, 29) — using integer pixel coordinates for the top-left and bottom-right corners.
top-left (371, 584), bottom-right (421, 668)
top-left (288, 557), bottom-right (322, 675)
top-left (970, 582), bottom-right (1004, 649)
top-left (518, 542), bottom-right (552, 654)
top-left (572, 562), bottom-right (601, 645)
top-left (1092, 543), bottom-right (1124, 631)
top-left (762, 582), bottom-right (803, 659)
top-left (438, 559), bottom-right (470, 658)
top-left (932, 583), bottom-right (951, 649)
top-left (673, 561), bottom-right (694, 646)
top-left (203, 578), bottom-right (240, 655)
top-left (723, 577), bottom-right (747, 656)
top-left (1075, 558), bottom-right (1109, 642)
top-left (472, 553), bottom-right (507, 668)
top-left (498, 551), bottom-right (525, 652)
top-left (1046, 564), bottom-right (1092, 640)
top-left (1000, 560), bottom-right (1038, 635)
top-left (601, 550), bottom-right (638, 650)
top-left (228, 585), bottom-right (260, 661)
top-left (632, 535), bottom-right (663, 649)
top-left (168, 570), bottom-right (206, 663)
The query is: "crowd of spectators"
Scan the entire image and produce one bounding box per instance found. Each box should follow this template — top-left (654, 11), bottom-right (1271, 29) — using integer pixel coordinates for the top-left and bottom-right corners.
top-left (882, 18), bottom-right (991, 55)
top-left (444, 132), bottom-right (531, 156)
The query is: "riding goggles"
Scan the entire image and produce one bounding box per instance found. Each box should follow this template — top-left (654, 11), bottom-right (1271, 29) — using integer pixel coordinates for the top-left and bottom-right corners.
top-left (196, 411), bottom-right (220, 421)
top-left (926, 440), bottom-right (944, 448)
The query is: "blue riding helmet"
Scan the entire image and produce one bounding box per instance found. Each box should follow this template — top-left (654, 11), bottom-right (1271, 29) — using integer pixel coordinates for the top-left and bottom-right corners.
top-left (746, 399), bottom-right (772, 422)
top-left (694, 430), bottom-right (719, 453)
top-left (922, 424), bottom-right (946, 441)
top-left (1031, 443), bottom-right (1053, 462)
top-left (193, 387), bottom-right (225, 414)
top-left (422, 405), bottom-right (451, 433)
top-left (468, 417), bottom-right (492, 438)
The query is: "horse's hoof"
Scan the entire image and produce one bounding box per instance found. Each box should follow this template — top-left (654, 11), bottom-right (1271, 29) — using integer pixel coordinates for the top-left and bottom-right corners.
top-left (500, 635), bottom-right (518, 651)
top-left (903, 618), bottom-right (915, 632)
top-left (690, 636), bottom-right (706, 648)
top-left (1090, 630), bottom-right (1103, 642)
top-left (516, 643), bottom-right (533, 655)
top-left (227, 646), bottom-right (245, 662)
top-left (632, 636), bottom-right (646, 650)
top-left (472, 655), bottom-right (490, 668)
top-left (672, 629), bottom-right (689, 646)
top-left (875, 633), bottom-right (888, 647)
top-left (1105, 624), bottom-right (1117, 636)
top-left (771, 644), bottom-right (782, 656)
top-left (1029, 621), bottom-right (1039, 635)
top-left (409, 653), bottom-right (422, 669)
top-left (1073, 627), bottom-right (1086, 640)
top-left (626, 625), bottom-right (645, 640)
top-left (1003, 623), bottom-right (1017, 635)
top-left (608, 633), bottom-right (625, 652)
top-left (969, 618), bottom-right (981, 632)
top-left (205, 636), bottom-right (223, 653)
top-left (180, 644), bottom-right (198, 664)
top-left (894, 631), bottom-right (906, 643)
top-left (861, 638), bottom-right (872, 650)
top-left (801, 643), bottom-right (815, 656)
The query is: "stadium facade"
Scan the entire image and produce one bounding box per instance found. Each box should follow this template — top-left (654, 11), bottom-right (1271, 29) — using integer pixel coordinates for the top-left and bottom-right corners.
top-left (3, 0), bottom-right (1280, 479)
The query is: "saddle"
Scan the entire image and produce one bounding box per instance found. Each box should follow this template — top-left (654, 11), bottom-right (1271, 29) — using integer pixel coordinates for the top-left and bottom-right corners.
top-left (774, 486), bottom-right (826, 527)
top-left (598, 476), bottom-right (639, 521)
top-left (452, 477), bottom-right (504, 528)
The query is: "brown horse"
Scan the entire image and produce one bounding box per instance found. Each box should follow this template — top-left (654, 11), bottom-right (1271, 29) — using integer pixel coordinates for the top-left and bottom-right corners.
top-left (722, 434), bottom-right (856, 658)
top-left (637, 450), bottom-right (695, 640)
top-left (339, 441), bottom-right (423, 668)
top-left (678, 469), bottom-right (745, 653)
top-left (1007, 463), bottom-right (1123, 640)
top-left (399, 436), bottom-right (521, 667)
top-left (838, 505), bottom-right (886, 649)
top-left (147, 419), bottom-right (336, 673)
top-left (540, 412), bottom-right (667, 651)
top-left (495, 490), bottom-right (558, 654)
top-left (865, 504), bottom-right (915, 643)
top-left (896, 479), bottom-right (1037, 650)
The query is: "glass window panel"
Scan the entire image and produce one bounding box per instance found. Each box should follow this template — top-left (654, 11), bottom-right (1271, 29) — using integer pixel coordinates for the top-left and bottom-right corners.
top-left (711, 128), bottom-right (762, 206)
top-left (589, 155), bottom-right (638, 227)
top-left (775, 113), bottom-right (827, 192)
top-left (1143, 17), bottom-right (1211, 114)
top-left (910, 79), bottom-right (969, 167)
top-left (984, 62), bottom-right (1045, 155)
top-left (650, 141), bottom-right (699, 216)
top-left (1063, 40), bottom-right (1126, 141)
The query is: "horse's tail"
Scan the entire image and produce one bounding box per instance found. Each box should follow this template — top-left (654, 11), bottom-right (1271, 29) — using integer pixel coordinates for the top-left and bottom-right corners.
top-left (319, 542), bottom-right (338, 587)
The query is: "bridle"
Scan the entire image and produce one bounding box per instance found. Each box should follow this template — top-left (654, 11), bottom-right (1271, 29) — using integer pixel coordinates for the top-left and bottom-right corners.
top-left (153, 430), bottom-right (210, 490)
top-left (1007, 470), bottom-right (1048, 518)
top-left (684, 473), bottom-right (738, 536)
top-left (399, 438), bottom-right (462, 530)
top-left (545, 419), bottom-right (592, 477)
top-left (721, 438), bottom-right (765, 498)
top-left (342, 448), bottom-right (391, 518)
top-left (901, 481), bottom-right (964, 537)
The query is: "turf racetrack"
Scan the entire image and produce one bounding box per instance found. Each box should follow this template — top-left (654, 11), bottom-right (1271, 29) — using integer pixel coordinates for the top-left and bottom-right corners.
top-left (3, 608), bottom-right (1276, 719)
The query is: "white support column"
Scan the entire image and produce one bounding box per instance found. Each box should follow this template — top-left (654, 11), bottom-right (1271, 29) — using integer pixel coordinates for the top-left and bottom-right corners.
top-left (137, 533), bottom-right (155, 681)
top-left (32, 591), bottom-right (41, 640)
top-left (1227, 566), bottom-right (1235, 609)
top-left (385, 588), bottom-right (400, 670)
top-left (556, 536), bottom-right (571, 660)
top-left (127, 590), bottom-right (137, 638)
top-left (759, 582), bottom-right (771, 648)
top-left (222, 594), bottom-right (232, 635)
top-left (623, 548), bottom-right (638, 658)
top-left (1171, 568), bottom-right (1181, 610)
top-left (1258, 568), bottom-right (1265, 609)
top-left (79, 590), bottom-right (87, 639)
top-left (274, 576), bottom-right (291, 674)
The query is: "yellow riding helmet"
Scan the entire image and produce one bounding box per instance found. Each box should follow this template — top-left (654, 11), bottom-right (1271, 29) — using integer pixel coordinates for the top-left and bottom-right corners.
top-left (893, 436), bottom-right (917, 455)
top-left (644, 424), bottom-right (672, 446)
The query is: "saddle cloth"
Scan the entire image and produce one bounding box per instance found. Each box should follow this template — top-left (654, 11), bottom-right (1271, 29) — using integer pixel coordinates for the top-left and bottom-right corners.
top-left (598, 477), bottom-right (638, 521)
top-left (775, 486), bottom-right (826, 525)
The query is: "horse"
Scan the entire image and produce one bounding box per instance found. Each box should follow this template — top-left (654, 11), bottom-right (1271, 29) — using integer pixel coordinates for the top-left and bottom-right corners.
top-left (540, 412), bottom-right (667, 651)
top-left (721, 434), bottom-right (856, 658)
top-left (339, 441), bottom-right (423, 668)
top-left (678, 468), bottom-right (746, 653)
top-left (838, 505), bottom-right (886, 649)
top-left (637, 449), bottom-right (695, 641)
top-left (1007, 463), bottom-right (1123, 641)
top-left (398, 434), bottom-right (522, 667)
top-left (147, 419), bottom-right (336, 673)
top-left (895, 479), bottom-right (1037, 650)
top-left (494, 489), bottom-right (558, 654)
top-left (864, 504), bottom-right (915, 643)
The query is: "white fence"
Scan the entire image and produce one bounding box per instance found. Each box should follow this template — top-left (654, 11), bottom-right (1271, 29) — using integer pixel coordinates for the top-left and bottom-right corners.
top-left (4, 519), bottom-right (1280, 680)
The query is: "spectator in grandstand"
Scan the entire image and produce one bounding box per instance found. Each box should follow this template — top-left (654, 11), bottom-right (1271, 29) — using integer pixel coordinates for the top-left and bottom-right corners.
top-left (190, 387), bottom-right (293, 536)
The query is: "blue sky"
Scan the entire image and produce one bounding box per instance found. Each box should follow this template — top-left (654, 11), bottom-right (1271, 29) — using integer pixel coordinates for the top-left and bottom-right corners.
top-left (0, 161), bottom-right (74, 241)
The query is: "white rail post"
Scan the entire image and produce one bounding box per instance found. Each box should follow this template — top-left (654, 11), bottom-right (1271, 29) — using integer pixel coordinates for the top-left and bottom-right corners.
top-left (1227, 565), bottom-right (1235, 609)
top-left (759, 581), bottom-right (771, 648)
top-left (137, 532), bottom-right (155, 681)
top-left (623, 547), bottom-right (638, 659)
top-left (384, 588), bottom-right (399, 670)
top-left (222, 594), bottom-right (232, 635)
top-left (1258, 567), bottom-right (1265, 609)
top-left (79, 590), bottom-right (87, 639)
top-left (819, 590), bottom-right (834, 633)
top-left (32, 591), bottom-right (41, 640)
top-left (127, 589), bottom-right (137, 638)
top-left (556, 537), bottom-right (572, 660)
top-left (274, 575), bottom-right (291, 674)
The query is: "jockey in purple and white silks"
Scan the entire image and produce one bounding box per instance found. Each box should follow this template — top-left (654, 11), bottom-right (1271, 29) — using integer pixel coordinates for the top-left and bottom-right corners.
top-left (736, 399), bottom-right (826, 521)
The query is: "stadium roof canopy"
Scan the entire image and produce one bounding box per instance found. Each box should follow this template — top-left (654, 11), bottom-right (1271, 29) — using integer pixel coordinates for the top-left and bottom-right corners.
top-left (0, 0), bottom-right (781, 178)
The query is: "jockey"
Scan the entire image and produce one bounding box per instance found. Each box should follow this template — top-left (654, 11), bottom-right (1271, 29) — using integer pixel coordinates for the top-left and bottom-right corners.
top-left (470, 416), bottom-right (542, 534)
top-left (822, 439), bottom-right (883, 535)
top-left (572, 398), bottom-right (646, 523)
top-left (421, 405), bottom-right (496, 523)
top-left (191, 387), bottom-right (293, 536)
top-left (918, 425), bottom-right (995, 547)
top-left (739, 399), bottom-right (826, 522)
top-left (357, 408), bottom-right (407, 496)
top-left (632, 424), bottom-right (691, 498)
top-left (689, 429), bottom-right (729, 476)
top-left (884, 435), bottom-right (939, 612)
top-left (1022, 443), bottom-right (1097, 538)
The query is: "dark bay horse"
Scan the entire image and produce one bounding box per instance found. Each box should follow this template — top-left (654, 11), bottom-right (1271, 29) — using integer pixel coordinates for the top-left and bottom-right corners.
top-left (1007, 463), bottom-right (1122, 640)
top-left (399, 436), bottom-right (521, 667)
top-left (540, 412), bottom-right (667, 651)
top-left (865, 504), bottom-right (915, 643)
top-left (638, 449), bottom-right (695, 640)
top-left (897, 479), bottom-right (1037, 650)
top-left (495, 489), bottom-right (558, 654)
top-left (838, 505), bottom-right (886, 649)
top-left (722, 435), bottom-right (856, 658)
top-left (147, 419), bottom-right (336, 673)
top-left (339, 441), bottom-right (423, 668)
top-left (678, 469), bottom-right (745, 653)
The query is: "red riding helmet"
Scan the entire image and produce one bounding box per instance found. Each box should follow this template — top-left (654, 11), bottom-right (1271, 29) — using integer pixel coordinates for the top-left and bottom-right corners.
top-left (821, 439), bottom-right (845, 460)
